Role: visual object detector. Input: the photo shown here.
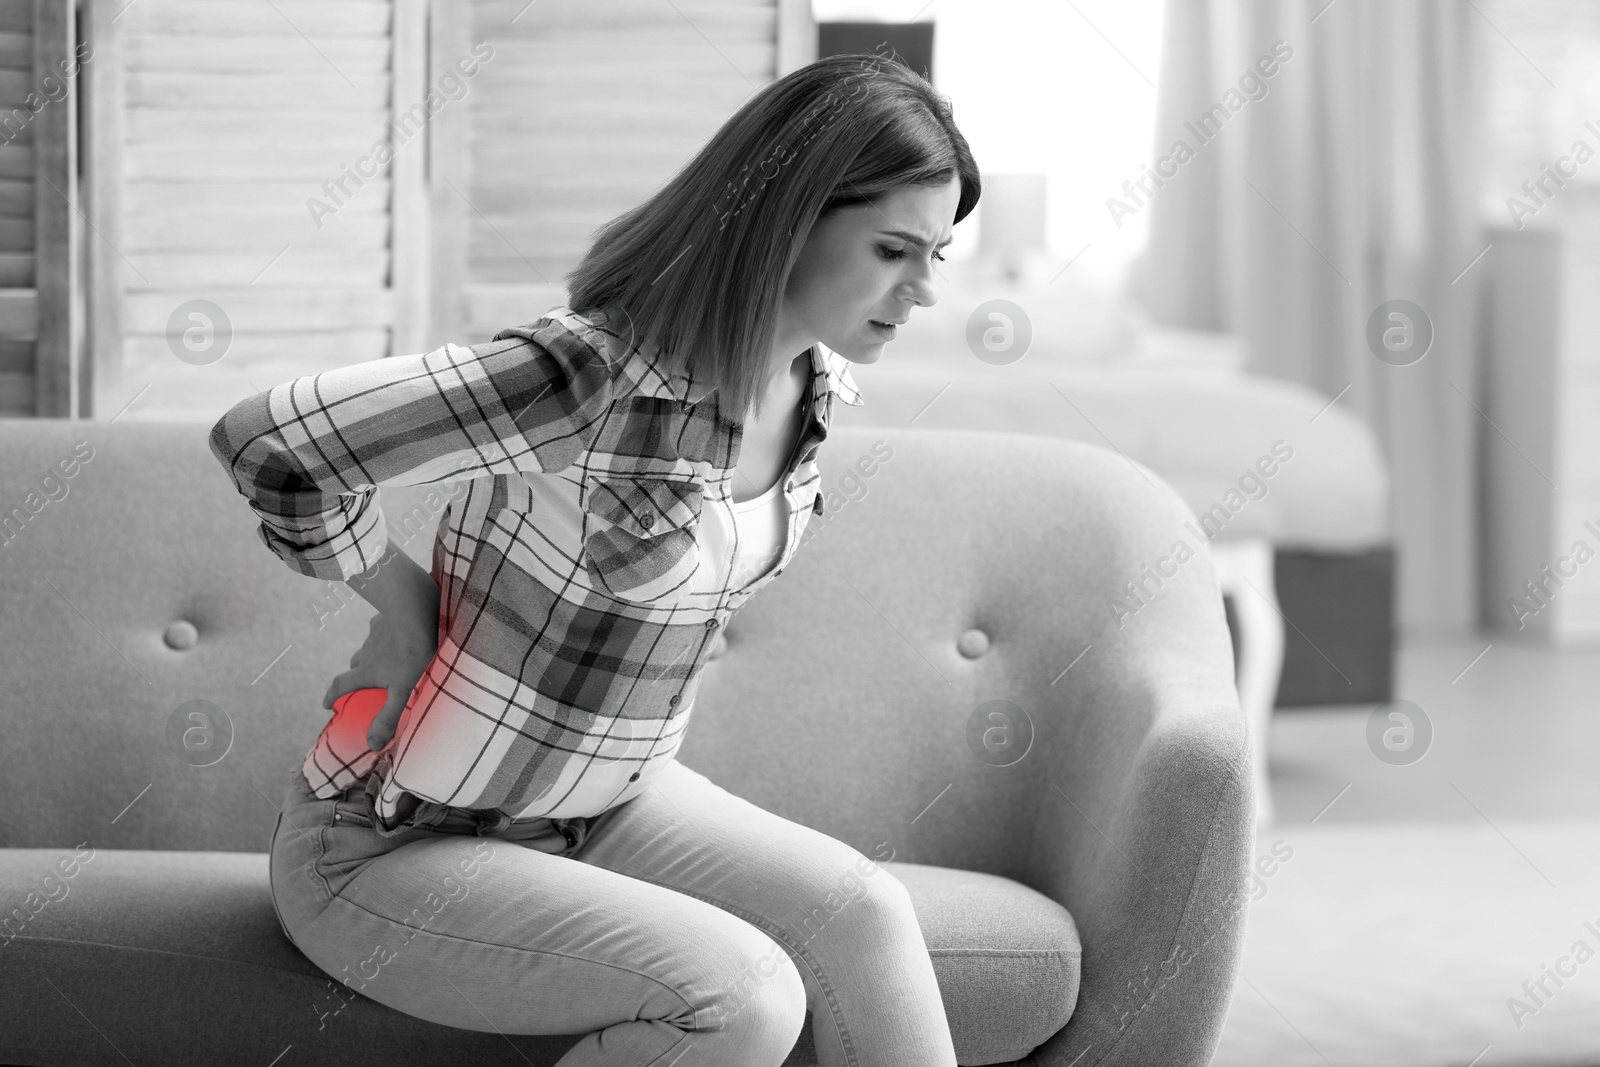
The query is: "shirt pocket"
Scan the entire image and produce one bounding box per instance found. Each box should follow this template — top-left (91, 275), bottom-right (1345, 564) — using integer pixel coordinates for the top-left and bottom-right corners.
top-left (581, 473), bottom-right (705, 604)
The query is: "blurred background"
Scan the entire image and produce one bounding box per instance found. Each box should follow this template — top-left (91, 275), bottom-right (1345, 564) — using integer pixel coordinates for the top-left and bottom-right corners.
top-left (4, 0), bottom-right (1600, 1061)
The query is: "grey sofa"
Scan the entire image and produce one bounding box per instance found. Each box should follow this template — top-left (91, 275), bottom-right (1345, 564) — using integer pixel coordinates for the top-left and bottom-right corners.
top-left (0, 419), bottom-right (1252, 1066)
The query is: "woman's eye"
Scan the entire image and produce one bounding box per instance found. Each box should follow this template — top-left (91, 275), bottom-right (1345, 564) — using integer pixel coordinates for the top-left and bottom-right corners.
top-left (878, 245), bottom-right (946, 262)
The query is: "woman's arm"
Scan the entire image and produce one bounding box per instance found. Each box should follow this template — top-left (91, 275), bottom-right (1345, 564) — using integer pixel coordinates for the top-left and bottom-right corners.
top-left (207, 330), bottom-right (615, 584)
top-left (324, 541), bottom-right (442, 749)
top-left (345, 540), bottom-right (440, 622)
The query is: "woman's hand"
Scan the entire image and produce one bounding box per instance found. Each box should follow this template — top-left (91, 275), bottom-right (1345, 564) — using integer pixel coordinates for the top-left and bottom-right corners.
top-left (323, 609), bottom-right (439, 751)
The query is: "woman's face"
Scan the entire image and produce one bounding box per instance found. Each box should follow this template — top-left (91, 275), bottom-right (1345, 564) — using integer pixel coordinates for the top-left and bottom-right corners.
top-left (782, 177), bottom-right (961, 365)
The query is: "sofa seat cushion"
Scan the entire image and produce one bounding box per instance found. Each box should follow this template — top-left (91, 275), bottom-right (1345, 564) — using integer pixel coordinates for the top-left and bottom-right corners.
top-left (881, 860), bottom-right (1082, 1064)
top-left (0, 849), bottom-right (1078, 1067)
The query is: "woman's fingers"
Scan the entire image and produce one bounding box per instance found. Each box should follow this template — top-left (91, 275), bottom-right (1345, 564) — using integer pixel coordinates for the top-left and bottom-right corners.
top-left (323, 668), bottom-right (365, 710)
top-left (366, 695), bottom-right (404, 751)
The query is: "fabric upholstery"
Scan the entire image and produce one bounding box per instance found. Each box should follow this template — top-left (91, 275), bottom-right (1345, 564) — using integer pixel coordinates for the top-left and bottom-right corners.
top-left (0, 418), bottom-right (1253, 1066)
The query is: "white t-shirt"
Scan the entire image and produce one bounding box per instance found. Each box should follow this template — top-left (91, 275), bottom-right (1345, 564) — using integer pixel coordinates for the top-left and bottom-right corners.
top-left (728, 477), bottom-right (787, 587)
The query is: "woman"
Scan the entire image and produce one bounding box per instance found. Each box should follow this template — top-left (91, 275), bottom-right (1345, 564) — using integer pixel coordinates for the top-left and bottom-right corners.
top-left (211, 52), bottom-right (980, 1067)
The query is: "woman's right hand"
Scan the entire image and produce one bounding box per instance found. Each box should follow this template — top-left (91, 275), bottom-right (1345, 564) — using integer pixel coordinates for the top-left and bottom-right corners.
top-left (323, 608), bottom-right (440, 751)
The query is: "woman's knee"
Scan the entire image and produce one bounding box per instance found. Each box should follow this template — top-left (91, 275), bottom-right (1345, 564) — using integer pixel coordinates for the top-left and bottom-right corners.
top-left (792, 853), bottom-right (921, 952)
top-left (696, 930), bottom-right (809, 1058)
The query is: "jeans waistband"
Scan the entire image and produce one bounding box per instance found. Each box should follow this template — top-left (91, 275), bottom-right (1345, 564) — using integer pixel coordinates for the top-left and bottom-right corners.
top-left (359, 767), bottom-right (586, 852)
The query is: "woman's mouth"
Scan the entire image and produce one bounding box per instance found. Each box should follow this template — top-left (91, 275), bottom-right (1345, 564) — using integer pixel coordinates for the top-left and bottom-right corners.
top-left (869, 319), bottom-right (898, 337)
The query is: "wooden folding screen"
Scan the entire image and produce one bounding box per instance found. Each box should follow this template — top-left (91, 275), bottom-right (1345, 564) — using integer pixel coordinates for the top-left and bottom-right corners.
top-left (6, 0), bottom-right (812, 418)
top-left (428, 0), bottom-right (813, 350)
top-left (80, 0), bottom-right (428, 420)
top-left (0, 0), bottom-right (77, 417)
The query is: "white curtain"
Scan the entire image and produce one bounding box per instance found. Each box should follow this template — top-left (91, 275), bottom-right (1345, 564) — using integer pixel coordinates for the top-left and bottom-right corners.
top-left (1137, 0), bottom-right (1486, 637)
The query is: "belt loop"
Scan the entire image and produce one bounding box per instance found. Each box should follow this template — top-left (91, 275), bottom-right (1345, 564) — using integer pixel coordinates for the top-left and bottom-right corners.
top-left (412, 800), bottom-right (452, 830)
top-left (475, 809), bottom-right (513, 837)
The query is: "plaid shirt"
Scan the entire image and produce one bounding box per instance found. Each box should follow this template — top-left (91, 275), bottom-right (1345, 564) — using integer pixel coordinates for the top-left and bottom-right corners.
top-left (210, 305), bottom-right (864, 823)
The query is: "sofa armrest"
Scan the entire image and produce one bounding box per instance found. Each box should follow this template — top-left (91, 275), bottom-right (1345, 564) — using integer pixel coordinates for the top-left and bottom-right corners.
top-left (1018, 458), bottom-right (1255, 1067)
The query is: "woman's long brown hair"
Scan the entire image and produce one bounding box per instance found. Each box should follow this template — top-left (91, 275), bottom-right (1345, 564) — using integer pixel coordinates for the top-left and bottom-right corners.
top-left (564, 52), bottom-right (981, 422)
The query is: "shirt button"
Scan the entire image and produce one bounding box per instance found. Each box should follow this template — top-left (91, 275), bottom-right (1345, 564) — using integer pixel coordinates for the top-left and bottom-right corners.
top-left (629, 772), bottom-right (640, 782)
top-left (640, 510), bottom-right (655, 529)
top-left (705, 618), bottom-right (719, 630)
top-left (668, 694), bottom-right (680, 706)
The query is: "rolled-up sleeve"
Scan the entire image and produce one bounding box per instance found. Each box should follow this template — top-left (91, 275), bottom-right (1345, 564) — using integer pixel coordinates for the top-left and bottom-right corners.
top-left (208, 331), bottom-right (615, 582)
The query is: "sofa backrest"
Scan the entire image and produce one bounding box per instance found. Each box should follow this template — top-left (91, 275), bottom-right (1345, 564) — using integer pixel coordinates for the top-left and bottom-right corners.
top-left (0, 418), bottom-right (1231, 877)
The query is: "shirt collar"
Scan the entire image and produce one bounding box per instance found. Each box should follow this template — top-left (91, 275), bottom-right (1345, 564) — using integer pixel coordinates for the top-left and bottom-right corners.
top-left (536, 304), bottom-right (865, 410)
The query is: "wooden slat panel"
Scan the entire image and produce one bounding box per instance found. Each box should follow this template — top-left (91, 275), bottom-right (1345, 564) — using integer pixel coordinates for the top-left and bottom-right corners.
top-left (124, 288), bottom-right (393, 332)
top-left (474, 140), bottom-right (703, 176)
top-left (0, 334), bottom-right (29, 369)
top-left (488, 42), bottom-right (773, 72)
top-left (776, 0), bottom-right (816, 77)
top-left (32, 0), bottom-right (72, 417)
top-left (456, 0), bottom-right (780, 319)
top-left (0, 176), bottom-right (33, 214)
top-left (126, 251), bottom-right (389, 288)
top-left (468, 254), bottom-right (577, 286)
top-left (0, 31), bottom-right (32, 68)
top-left (389, 0), bottom-right (425, 356)
top-left (0, 249), bottom-right (31, 284)
top-left (0, 368), bottom-right (30, 412)
top-left (0, 216), bottom-right (29, 247)
top-left (426, 0), bottom-right (467, 350)
top-left (462, 213), bottom-right (614, 253)
top-left (462, 205), bottom-right (617, 238)
top-left (124, 144), bottom-right (393, 182)
top-left (123, 211), bottom-right (391, 252)
top-left (128, 72), bottom-right (390, 108)
top-left (122, 327), bottom-right (390, 365)
top-left (0, 67), bottom-right (30, 97)
top-left (0, 143), bottom-right (29, 179)
top-left (126, 108), bottom-right (390, 144)
top-left (125, 180), bottom-right (391, 216)
top-left (126, 34), bottom-right (391, 74)
top-left (84, 0), bottom-right (124, 417)
top-left (467, 283), bottom-right (568, 335)
top-left (468, 105), bottom-right (729, 137)
top-left (88, 0), bottom-right (402, 419)
top-left (473, 75), bottom-right (755, 107)
top-left (0, 286), bottom-right (37, 338)
top-left (480, 1), bottom-right (774, 32)
top-left (468, 180), bottom-right (680, 212)
top-left (124, 212), bottom-right (389, 253)
top-left (121, 2), bottom-right (391, 37)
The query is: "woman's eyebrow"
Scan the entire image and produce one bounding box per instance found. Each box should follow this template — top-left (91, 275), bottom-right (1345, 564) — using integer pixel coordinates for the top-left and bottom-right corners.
top-left (877, 229), bottom-right (955, 252)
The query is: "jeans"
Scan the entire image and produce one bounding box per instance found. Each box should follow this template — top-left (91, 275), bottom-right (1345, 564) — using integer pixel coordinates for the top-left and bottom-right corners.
top-left (267, 757), bottom-right (959, 1067)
